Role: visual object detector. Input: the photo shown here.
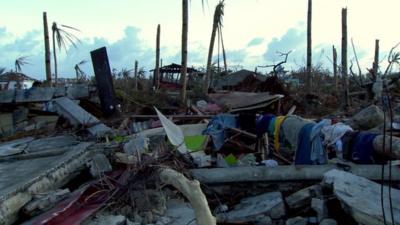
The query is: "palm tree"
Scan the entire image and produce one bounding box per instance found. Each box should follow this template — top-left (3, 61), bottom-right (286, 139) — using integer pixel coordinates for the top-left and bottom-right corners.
top-left (155, 24), bottom-right (161, 89)
top-left (14, 56), bottom-right (30, 73)
top-left (180, 0), bottom-right (189, 105)
top-left (306, 0), bottom-right (312, 91)
top-left (52, 22), bottom-right (80, 85)
top-left (43, 12), bottom-right (51, 83)
top-left (74, 60), bottom-right (87, 81)
top-left (203, 0), bottom-right (224, 94)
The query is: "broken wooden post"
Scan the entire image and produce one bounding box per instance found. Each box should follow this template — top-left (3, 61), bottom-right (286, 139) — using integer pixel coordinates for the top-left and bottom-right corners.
top-left (373, 39), bottom-right (380, 79)
top-left (159, 168), bottom-right (216, 225)
top-left (90, 47), bottom-right (116, 116)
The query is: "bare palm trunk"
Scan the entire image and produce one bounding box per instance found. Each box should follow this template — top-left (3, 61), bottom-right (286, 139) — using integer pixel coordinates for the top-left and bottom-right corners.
top-left (43, 12), bottom-right (52, 84)
top-left (373, 39), bottom-right (379, 80)
top-left (180, 0), bottom-right (188, 105)
top-left (219, 26), bottom-right (227, 72)
top-left (204, 12), bottom-right (219, 94)
top-left (134, 60), bottom-right (138, 91)
top-left (52, 24), bottom-right (58, 86)
top-left (341, 8), bottom-right (349, 109)
top-left (306, 0), bottom-right (312, 91)
top-left (332, 45), bottom-right (338, 95)
top-left (155, 24), bottom-right (161, 89)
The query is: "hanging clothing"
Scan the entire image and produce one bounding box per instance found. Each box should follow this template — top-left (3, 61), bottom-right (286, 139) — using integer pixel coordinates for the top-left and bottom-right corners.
top-left (238, 113), bottom-right (256, 133)
top-left (281, 115), bottom-right (314, 154)
top-left (268, 117), bottom-right (276, 135)
top-left (255, 114), bottom-right (275, 138)
top-left (295, 123), bottom-right (315, 165)
top-left (310, 119), bottom-right (331, 164)
top-left (351, 132), bottom-right (378, 164)
top-left (341, 131), bottom-right (360, 160)
top-left (203, 114), bottom-right (237, 150)
top-left (273, 116), bottom-right (286, 152)
top-left (321, 123), bottom-right (353, 146)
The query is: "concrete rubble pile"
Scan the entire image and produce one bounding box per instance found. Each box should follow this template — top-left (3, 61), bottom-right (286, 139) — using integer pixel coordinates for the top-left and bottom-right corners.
top-left (0, 76), bottom-right (399, 225)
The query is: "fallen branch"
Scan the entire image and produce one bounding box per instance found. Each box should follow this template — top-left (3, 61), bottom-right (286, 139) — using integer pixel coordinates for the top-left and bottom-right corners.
top-left (159, 168), bottom-right (216, 225)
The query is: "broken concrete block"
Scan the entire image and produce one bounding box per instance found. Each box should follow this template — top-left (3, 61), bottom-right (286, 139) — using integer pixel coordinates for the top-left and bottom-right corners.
top-left (92, 214), bottom-right (126, 225)
top-left (32, 116), bottom-right (59, 130)
top-left (0, 137), bottom-right (33, 156)
top-left (87, 123), bottom-right (114, 138)
top-left (285, 184), bottom-right (322, 210)
top-left (123, 134), bottom-right (149, 155)
top-left (217, 192), bottom-right (285, 223)
top-left (254, 215), bottom-right (272, 225)
top-left (350, 105), bottom-right (384, 130)
top-left (52, 97), bottom-right (99, 126)
top-left (87, 153), bottom-right (112, 178)
top-left (320, 218), bottom-right (337, 225)
top-left (0, 113), bottom-right (14, 136)
top-left (67, 84), bottom-right (89, 99)
top-left (323, 169), bottom-right (400, 225)
top-left (190, 151), bottom-right (212, 168)
top-left (13, 107), bottom-right (28, 123)
top-left (164, 199), bottom-right (196, 225)
top-left (22, 189), bottom-right (71, 217)
top-left (15, 88), bottom-right (55, 103)
top-left (311, 198), bottom-right (328, 222)
top-left (0, 89), bottom-right (15, 103)
top-left (285, 216), bottom-right (307, 225)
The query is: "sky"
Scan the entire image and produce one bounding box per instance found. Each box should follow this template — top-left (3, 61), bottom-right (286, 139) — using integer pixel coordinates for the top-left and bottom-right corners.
top-left (0, 0), bottom-right (399, 80)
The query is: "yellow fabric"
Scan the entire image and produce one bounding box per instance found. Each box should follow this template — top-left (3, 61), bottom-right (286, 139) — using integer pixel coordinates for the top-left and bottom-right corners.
top-left (274, 116), bottom-right (286, 152)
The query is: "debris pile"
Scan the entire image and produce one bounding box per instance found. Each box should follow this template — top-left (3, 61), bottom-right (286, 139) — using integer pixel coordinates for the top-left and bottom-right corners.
top-left (0, 67), bottom-right (399, 225)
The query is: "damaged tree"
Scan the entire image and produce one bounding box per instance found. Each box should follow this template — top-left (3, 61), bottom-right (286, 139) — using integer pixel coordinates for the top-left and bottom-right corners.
top-left (341, 8), bottom-right (350, 109)
top-left (155, 24), bottom-right (161, 90)
top-left (306, 0), bottom-right (312, 92)
top-left (204, 0), bottom-right (225, 94)
top-left (43, 12), bottom-right (52, 84)
top-left (180, 0), bottom-right (189, 105)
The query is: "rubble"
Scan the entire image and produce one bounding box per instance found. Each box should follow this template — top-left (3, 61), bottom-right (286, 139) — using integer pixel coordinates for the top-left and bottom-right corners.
top-left (323, 169), bottom-right (400, 225)
top-left (285, 184), bottom-right (322, 210)
top-left (217, 192), bottom-right (285, 223)
top-left (0, 68), bottom-right (399, 225)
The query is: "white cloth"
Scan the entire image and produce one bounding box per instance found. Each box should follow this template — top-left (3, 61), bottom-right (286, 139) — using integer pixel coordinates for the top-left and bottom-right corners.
top-left (155, 107), bottom-right (188, 154)
top-left (321, 123), bottom-right (353, 146)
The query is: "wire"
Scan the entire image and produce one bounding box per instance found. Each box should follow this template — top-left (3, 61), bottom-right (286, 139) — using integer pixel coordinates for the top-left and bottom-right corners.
top-left (386, 89), bottom-right (395, 225)
top-left (381, 105), bottom-right (387, 225)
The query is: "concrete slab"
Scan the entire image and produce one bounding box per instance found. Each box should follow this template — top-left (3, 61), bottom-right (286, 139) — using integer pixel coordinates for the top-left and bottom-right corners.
top-left (53, 97), bottom-right (99, 126)
top-left (67, 84), bottom-right (89, 99)
top-left (0, 90), bottom-right (16, 103)
top-left (15, 88), bottom-right (55, 103)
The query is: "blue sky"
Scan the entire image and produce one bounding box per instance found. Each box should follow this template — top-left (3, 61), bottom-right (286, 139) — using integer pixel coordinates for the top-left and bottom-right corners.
top-left (1, 0), bottom-right (399, 80)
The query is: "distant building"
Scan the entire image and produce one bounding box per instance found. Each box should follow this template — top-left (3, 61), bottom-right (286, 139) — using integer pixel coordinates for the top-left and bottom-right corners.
top-left (213, 69), bottom-right (267, 91)
top-left (0, 72), bottom-right (36, 90)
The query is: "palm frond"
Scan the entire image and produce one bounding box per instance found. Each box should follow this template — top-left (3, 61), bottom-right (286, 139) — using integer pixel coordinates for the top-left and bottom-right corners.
top-left (0, 67), bottom-right (6, 75)
top-left (52, 22), bottom-right (81, 52)
top-left (15, 56), bottom-right (31, 72)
